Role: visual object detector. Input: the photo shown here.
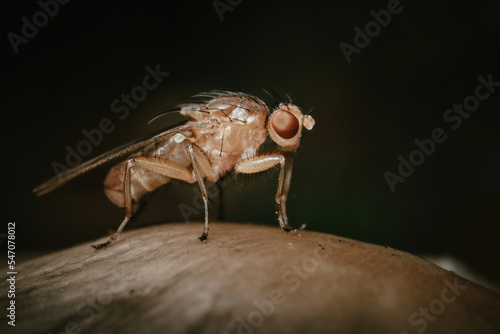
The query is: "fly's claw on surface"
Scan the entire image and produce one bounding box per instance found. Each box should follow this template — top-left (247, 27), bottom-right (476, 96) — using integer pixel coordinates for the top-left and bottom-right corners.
top-left (282, 224), bottom-right (306, 233)
top-left (92, 242), bottom-right (110, 250)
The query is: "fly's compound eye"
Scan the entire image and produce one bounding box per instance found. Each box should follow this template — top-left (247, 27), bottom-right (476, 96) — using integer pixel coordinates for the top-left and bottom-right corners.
top-left (268, 103), bottom-right (309, 151)
top-left (270, 109), bottom-right (300, 139)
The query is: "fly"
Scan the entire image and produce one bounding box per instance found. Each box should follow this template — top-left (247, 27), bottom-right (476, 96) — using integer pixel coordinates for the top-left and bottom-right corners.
top-left (33, 91), bottom-right (316, 249)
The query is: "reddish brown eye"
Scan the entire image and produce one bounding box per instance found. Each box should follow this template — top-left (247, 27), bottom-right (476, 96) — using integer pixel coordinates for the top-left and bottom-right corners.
top-left (271, 110), bottom-right (300, 139)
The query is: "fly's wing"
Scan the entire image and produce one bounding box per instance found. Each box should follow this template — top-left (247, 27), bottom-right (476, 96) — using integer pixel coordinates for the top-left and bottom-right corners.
top-left (33, 122), bottom-right (210, 196)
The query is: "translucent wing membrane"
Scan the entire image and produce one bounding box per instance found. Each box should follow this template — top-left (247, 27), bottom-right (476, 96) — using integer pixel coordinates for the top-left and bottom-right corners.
top-left (191, 90), bottom-right (247, 100)
top-left (33, 122), bottom-right (209, 196)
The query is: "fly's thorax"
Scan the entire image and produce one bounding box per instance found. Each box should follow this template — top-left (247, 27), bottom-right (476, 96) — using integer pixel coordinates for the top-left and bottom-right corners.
top-left (192, 121), bottom-right (268, 178)
top-left (148, 132), bottom-right (192, 167)
top-left (178, 93), bottom-right (270, 177)
top-left (180, 93), bottom-right (269, 126)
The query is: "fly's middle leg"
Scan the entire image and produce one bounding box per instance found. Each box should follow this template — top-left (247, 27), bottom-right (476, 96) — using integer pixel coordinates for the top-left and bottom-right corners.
top-left (92, 156), bottom-right (193, 249)
top-left (186, 143), bottom-right (214, 242)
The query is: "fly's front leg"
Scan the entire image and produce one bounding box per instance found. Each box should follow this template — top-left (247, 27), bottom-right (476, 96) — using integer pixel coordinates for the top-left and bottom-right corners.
top-left (92, 156), bottom-right (193, 249)
top-left (278, 153), bottom-right (302, 231)
top-left (235, 152), bottom-right (303, 232)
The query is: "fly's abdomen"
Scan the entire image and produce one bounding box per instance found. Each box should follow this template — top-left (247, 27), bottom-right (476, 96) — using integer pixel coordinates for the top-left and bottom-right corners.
top-left (103, 134), bottom-right (194, 207)
top-left (103, 161), bottom-right (171, 208)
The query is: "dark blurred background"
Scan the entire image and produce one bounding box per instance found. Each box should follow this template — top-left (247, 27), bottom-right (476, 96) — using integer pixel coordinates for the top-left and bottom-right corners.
top-left (2, 0), bottom-right (499, 285)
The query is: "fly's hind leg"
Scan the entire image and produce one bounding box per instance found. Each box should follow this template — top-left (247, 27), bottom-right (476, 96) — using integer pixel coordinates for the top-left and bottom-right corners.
top-left (235, 153), bottom-right (304, 233)
top-left (92, 216), bottom-right (131, 249)
top-left (92, 156), bottom-right (194, 249)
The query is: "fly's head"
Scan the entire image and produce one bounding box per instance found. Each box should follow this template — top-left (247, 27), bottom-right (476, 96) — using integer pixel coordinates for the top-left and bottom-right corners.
top-left (267, 103), bottom-right (315, 151)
